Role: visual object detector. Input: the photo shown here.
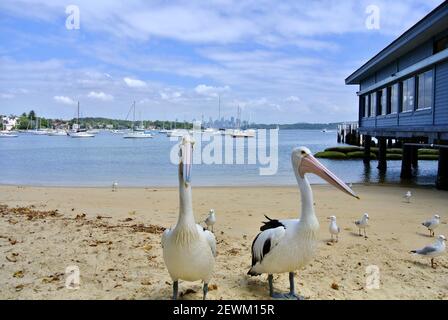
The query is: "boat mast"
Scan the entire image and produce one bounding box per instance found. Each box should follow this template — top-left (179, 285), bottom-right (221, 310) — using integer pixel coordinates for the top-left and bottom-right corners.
top-left (133, 101), bottom-right (136, 132)
top-left (77, 101), bottom-right (80, 131)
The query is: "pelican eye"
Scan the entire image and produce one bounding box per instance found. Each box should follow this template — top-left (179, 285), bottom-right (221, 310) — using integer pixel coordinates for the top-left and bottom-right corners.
top-left (301, 150), bottom-right (306, 155)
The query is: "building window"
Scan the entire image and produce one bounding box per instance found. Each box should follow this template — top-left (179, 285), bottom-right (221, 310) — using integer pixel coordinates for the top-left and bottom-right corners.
top-left (380, 88), bottom-right (387, 115)
top-left (361, 95), bottom-right (368, 118)
top-left (417, 70), bottom-right (433, 110)
top-left (390, 83), bottom-right (399, 114)
top-left (434, 36), bottom-right (448, 54)
top-left (370, 92), bottom-right (376, 117)
top-left (401, 77), bottom-right (415, 112)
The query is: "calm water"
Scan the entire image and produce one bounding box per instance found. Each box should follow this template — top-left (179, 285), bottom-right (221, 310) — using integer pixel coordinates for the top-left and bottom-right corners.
top-left (0, 130), bottom-right (438, 187)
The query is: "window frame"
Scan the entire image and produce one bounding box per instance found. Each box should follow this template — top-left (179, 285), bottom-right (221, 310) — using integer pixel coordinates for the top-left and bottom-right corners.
top-left (416, 69), bottom-right (434, 111)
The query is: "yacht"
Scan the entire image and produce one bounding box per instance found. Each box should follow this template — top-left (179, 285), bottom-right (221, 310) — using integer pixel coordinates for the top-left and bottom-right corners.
top-left (68, 102), bottom-right (96, 138)
top-left (123, 101), bottom-right (153, 139)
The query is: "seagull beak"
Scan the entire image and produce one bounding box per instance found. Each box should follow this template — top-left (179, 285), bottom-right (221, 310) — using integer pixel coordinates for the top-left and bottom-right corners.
top-left (180, 141), bottom-right (193, 184)
top-left (299, 154), bottom-right (359, 199)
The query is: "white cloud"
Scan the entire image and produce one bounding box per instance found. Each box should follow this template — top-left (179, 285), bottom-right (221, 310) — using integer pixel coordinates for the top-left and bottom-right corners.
top-left (285, 96), bottom-right (300, 102)
top-left (160, 90), bottom-right (182, 101)
top-left (1, 93), bottom-right (14, 99)
top-left (123, 77), bottom-right (147, 88)
top-left (53, 95), bottom-right (76, 105)
top-left (194, 84), bottom-right (230, 97)
top-left (87, 91), bottom-right (114, 101)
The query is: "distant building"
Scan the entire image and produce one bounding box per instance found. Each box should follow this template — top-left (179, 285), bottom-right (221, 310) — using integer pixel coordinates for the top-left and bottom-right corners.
top-left (1, 115), bottom-right (18, 131)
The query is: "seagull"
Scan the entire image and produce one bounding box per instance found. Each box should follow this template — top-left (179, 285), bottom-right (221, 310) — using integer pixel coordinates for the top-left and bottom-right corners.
top-left (247, 147), bottom-right (359, 299)
top-left (355, 213), bottom-right (369, 238)
top-left (112, 181), bottom-right (118, 192)
top-left (422, 214), bottom-right (440, 237)
top-left (404, 191), bottom-right (412, 203)
top-left (162, 135), bottom-right (216, 300)
top-left (328, 216), bottom-right (340, 242)
top-left (205, 209), bottom-right (216, 232)
top-left (411, 235), bottom-right (446, 268)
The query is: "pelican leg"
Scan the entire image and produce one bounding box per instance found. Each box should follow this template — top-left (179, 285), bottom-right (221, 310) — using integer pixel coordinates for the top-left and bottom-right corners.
top-left (268, 273), bottom-right (303, 300)
top-left (172, 281), bottom-right (178, 300)
top-left (203, 283), bottom-right (209, 300)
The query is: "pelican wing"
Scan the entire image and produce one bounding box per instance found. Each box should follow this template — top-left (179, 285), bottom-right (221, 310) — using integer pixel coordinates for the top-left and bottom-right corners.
top-left (250, 225), bottom-right (286, 268)
top-left (161, 228), bottom-right (171, 248)
top-left (197, 224), bottom-right (216, 256)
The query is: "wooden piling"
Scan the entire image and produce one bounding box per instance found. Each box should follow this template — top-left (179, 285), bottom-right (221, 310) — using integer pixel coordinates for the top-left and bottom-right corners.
top-left (401, 145), bottom-right (413, 179)
top-left (364, 135), bottom-right (371, 164)
top-left (436, 147), bottom-right (448, 190)
top-left (378, 137), bottom-right (387, 171)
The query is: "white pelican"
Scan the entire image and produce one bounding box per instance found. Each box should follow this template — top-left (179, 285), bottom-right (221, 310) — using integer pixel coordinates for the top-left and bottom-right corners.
top-left (162, 135), bottom-right (217, 300)
top-left (328, 215), bottom-right (340, 242)
top-left (422, 214), bottom-right (440, 237)
top-left (205, 209), bottom-right (216, 232)
top-left (411, 235), bottom-right (446, 268)
top-left (354, 213), bottom-right (369, 238)
top-left (248, 147), bottom-right (358, 299)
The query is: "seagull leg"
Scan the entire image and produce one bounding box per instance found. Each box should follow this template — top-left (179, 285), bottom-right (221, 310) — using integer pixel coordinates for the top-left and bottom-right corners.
top-left (336, 234), bottom-right (339, 242)
top-left (431, 258), bottom-right (435, 269)
top-left (364, 229), bottom-right (368, 239)
top-left (172, 281), bottom-right (178, 300)
top-left (203, 282), bottom-right (208, 300)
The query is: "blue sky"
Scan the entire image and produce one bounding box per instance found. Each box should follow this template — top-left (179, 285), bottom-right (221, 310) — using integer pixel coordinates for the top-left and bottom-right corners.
top-left (0, 0), bottom-right (443, 123)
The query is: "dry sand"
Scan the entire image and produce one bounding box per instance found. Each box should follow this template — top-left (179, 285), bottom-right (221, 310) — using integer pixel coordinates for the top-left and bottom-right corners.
top-left (0, 184), bottom-right (447, 300)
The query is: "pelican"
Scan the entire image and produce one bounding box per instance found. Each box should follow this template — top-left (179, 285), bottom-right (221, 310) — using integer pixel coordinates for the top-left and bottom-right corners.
top-left (328, 215), bottom-right (340, 242)
top-left (355, 213), bottom-right (369, 238)
top-left (205, 209), bottom-right (216, 232)
top-left (247, 147), bottom-right (358, 299)
top-left (411, 235), bottom-right (446, 268)
top-left (422, 214), bottom-right (440, 237)
top-left (162, 135), bottom-right (216, 300)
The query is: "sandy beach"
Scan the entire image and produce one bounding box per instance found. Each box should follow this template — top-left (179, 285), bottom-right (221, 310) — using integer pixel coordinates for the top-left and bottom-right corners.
top-left (0, 184), bottom-right (447, 300)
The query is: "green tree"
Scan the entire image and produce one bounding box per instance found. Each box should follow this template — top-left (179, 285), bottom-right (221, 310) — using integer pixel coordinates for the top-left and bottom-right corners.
top-left (28, 110), bottom-right (36, 120)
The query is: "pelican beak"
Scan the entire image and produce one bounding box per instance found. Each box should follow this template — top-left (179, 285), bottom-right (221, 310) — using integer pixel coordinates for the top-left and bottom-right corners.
top-left (299, 154), bottom-right (359, 199)
top-left (181, 140), bottom-right (193, 184)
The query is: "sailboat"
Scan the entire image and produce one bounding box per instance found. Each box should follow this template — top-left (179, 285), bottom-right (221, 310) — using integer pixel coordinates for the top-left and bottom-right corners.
top-left (32, 117), bottom-right (48, 135)
top-left (123, 101), bottom-right (153, 139)
top-left (68, 102), bottom-right (95, 138)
